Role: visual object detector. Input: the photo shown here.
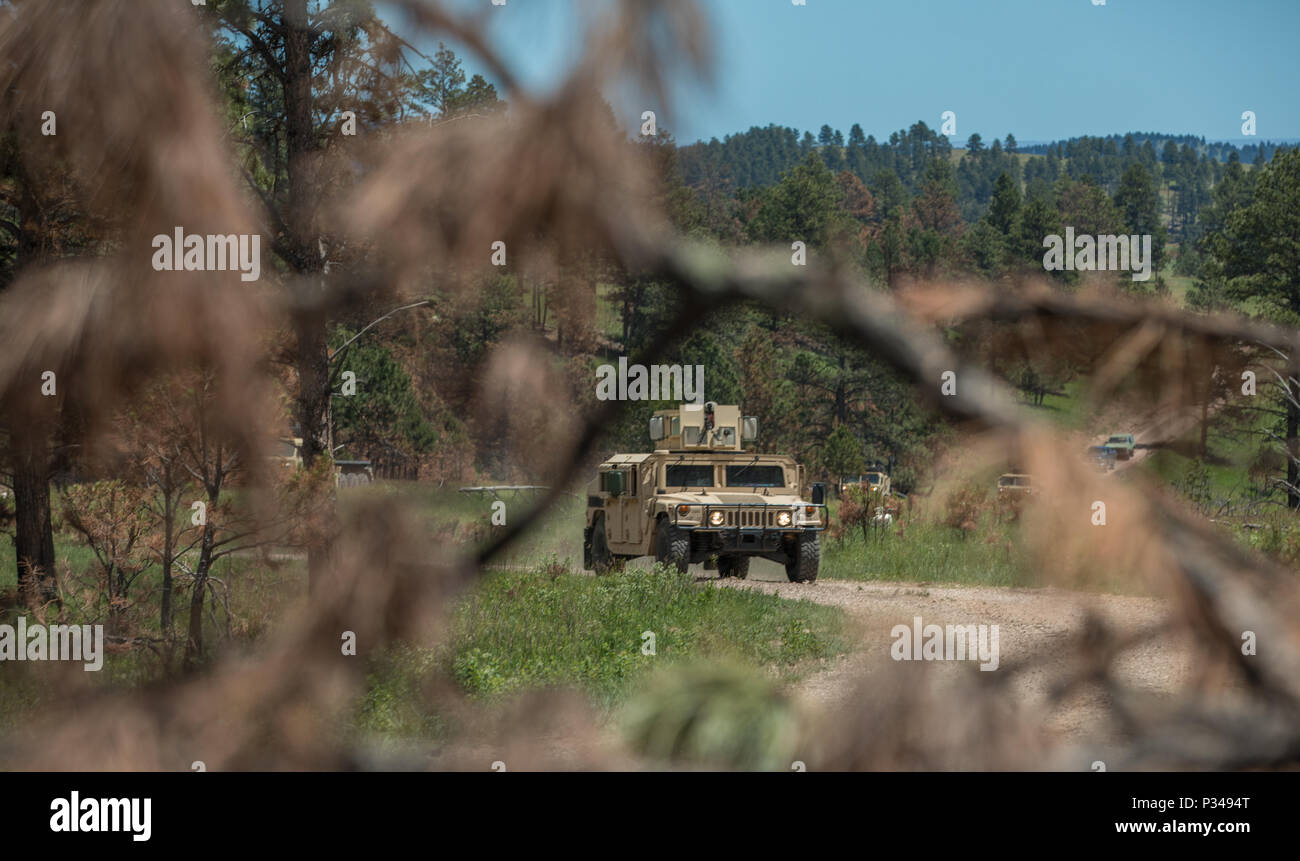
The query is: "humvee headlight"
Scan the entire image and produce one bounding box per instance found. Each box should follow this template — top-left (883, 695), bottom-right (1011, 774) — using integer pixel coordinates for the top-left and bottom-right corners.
top-left (708, 511), bottom-right (725, 526)
top-left (776, 511), bottom-right (793, 527)
top-left (677, 504), bottom-right (691, 516)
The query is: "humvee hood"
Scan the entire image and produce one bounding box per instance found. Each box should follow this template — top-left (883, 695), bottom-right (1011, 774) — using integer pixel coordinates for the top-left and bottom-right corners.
top-left (666, 491), bottom-right (801, 505)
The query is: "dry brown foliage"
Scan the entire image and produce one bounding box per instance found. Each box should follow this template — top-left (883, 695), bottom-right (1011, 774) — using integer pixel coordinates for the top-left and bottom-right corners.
top-left (0, 0), bottom-right (1298, 772)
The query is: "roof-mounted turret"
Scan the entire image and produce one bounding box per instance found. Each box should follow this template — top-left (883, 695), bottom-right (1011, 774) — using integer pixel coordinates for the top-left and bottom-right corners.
top-left (647, 402), bottom-right (758, 452)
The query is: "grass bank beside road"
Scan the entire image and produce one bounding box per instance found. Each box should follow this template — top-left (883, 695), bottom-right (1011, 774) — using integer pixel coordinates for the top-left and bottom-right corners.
top-left (355, 562), bottom-right (847, 738)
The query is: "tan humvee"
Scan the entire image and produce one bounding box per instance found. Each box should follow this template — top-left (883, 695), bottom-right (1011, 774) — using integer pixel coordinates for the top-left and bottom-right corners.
top-left (996, 473), bottom-right (1034, 494)
top-left (270, 436), bottom-right (374, 486)
top-left (842, 471), bottom-right (890, 496)
top-left (841, 469), bottom-right (902, 515)
top-left (583, 402), bottom-right (825, 581)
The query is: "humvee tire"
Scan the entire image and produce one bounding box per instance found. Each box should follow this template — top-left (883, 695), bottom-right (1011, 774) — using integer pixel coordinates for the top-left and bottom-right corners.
top-left (591, 514), bottom-right (614, 574)
top-left (654, 519), bottom-right (690, 573)
top-left (785, 533), bottom-right (819, 583)
top-left (718, 555), bottom-right (749, 580)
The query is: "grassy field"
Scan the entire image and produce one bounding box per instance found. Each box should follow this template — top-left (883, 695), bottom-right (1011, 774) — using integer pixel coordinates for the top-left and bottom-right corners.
top-left (1139, 405), bottom-right (1271, 509)
top-left (458, 565), bottom-right (839, 699)
top-left (1, 483), bottom-right (847, 743)
top-left (352, 561), bottom-right (845, 739)
top-left (822, 516), bottom-right (1030, 586)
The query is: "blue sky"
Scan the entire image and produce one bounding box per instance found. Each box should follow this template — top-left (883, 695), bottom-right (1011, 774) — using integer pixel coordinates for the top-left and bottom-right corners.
top-left (404, 0), bottom-right (1300, 145)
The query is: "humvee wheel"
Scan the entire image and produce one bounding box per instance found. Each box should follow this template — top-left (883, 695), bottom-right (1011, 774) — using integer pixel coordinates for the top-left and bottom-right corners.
top-left (591, 515), bottom-right (614, 574)
top-left (654, 520), bottom-right (690, 574)
top-left (785, 533), bottom-right (820, 583)
top-left (718, 555), bottom-right (750, 580)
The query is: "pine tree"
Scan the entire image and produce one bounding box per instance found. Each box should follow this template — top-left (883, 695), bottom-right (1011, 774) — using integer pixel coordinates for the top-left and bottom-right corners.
top-left (988, 172), bottom-right (1021, 236)
top-left (1113, 162), bottom-right (1166, 274)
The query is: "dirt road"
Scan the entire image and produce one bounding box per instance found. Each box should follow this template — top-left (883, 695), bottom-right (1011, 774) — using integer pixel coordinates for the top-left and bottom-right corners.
top-left (708, 559), bottom-right (1193, 747)
top-left (1080, 395), bottom-right (1225, 472)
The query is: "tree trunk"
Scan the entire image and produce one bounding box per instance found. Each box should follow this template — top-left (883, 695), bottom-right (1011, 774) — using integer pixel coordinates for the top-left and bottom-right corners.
top-left (283, 0), bottom-right (333, 594)
top-left (12, 421), bottom-right (58, 609)
top-left (9, 153), bottom-right (58, 611)
top-left (295, 319), bottom-right (332, 594)
top-left (1200, 391), bottom-right (1210, 459)
top-left (1288, 369), bottom-right (1300, 510)
top-left (160, 474), bottom-right (175, 634)
top-left (183, 520), bottom-right (215, 670)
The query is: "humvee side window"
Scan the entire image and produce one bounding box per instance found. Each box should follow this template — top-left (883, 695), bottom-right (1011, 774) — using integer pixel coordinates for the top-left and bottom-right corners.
top-left (600, 470), bottom-right (630, 495)
top-left (665, 464), bottom-right (714, 487)
top-left (714, 426), bottom-right (736, 446)
top-left (671, 417), bottom-right (680, 435)
top-left (724, 465), bottom-right (785, 487)
top-left (682, 427), bottom-right (702, 446)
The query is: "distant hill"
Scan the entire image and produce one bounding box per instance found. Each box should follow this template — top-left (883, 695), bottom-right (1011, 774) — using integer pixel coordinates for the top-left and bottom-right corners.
top-left (675, 122), bottom-right (1296, 230)
top-left (678, 121), bottom-right (953, 194)
top-left (1016, 132), bottom-right (1295, 164)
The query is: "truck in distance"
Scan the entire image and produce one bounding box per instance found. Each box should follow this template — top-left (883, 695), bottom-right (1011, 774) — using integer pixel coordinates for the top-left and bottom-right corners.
top-left (1103, 433), bottom-right (1136, 461)
top-left (996, 473), bottom-right (1034, 495)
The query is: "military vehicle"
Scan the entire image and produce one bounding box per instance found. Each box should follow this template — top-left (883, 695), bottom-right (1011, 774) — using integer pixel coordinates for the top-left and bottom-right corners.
top-left (996, 473), bottom-right (1034, 495)
top-left (1103, 433), bottom-right (1136, 461)
top-left (841, 470), bottom-right (890, 496)
top-left (840, 469), bottom-right (904, 515)
top-left (1087, 445), bottom-right (1117, 472)
top-left (583, 402), bottom-right (826, 582)
top-left (272, 437), bottom-right (374, 486)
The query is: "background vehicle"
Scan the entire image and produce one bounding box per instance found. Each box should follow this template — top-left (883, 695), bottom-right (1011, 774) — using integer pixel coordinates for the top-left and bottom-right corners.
top-left (1103, 433), bottom-right (1136, 461)
top-left (841, 470), bottom-right (889, 496)
top-left (583, 403), bottom-right (826, 582)
top-left (840, 469), bottom-right (903, 516)
top-left (272, 437), bottom-right (374, 486)
top-left (997, 473), bottom-right (1034, 494)
top-left (1087, 446), bottom-right (1117, 472)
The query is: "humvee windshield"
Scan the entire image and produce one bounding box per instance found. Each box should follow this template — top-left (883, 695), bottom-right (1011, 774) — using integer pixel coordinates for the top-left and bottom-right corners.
top-left (665, 464), bottom-right (715, 487)
top-left (276, 440), bottom-right (298, 458)
top-left (865, 474), bottom-right (881, 484)
top-left (999, 475), bottom-right (1031, 487)
top-left (1107, 435), bottom-right (1130, 444)
top-left (724, 465), bottom-right (785, 487)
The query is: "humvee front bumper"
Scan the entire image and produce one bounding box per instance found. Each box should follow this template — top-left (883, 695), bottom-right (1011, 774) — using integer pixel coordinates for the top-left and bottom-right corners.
top-left (668, 502), bottom-right (825, 555)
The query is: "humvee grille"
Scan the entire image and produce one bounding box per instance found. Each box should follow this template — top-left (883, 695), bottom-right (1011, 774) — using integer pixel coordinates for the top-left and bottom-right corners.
top-left (722, 508), bottom-right (776, 527)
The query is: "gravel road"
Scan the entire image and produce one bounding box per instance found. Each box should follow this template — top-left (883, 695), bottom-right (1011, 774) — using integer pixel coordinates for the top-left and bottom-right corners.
top-left (706, 558), bottom-right (1193, 746)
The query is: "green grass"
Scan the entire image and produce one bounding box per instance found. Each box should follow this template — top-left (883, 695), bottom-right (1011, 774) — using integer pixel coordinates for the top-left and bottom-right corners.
top-left (0, 537), bottom-right (100, 592)
top-left (823, 518), bottom-right (1030, 586)
top-left (1019, 377), bottom-right (1089, 429)
top-left (595, 282), bottom-right (622, 342)
top-left (1140, 408), bottom-right (1271, 508)
top-left (357, 561), bottom-right (840, 726)
top-left (347, 481), bottom-right (587, 567)
top-left (448, 564), bottom-right (844, 705)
